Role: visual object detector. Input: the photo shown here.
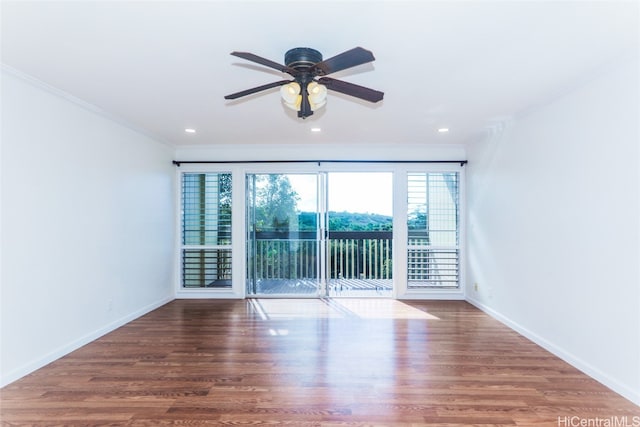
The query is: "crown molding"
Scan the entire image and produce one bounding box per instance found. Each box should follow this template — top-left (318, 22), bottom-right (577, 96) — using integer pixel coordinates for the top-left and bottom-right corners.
top-left (1, 64), bottom-right (175, 148)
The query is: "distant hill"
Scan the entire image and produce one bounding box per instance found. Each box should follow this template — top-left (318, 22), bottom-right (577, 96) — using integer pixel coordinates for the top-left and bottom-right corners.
top-left (298, 211), bottom-right (392, 231)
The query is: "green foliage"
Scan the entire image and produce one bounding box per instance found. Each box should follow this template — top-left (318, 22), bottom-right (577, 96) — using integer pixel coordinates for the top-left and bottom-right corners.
top-left (407, 210), bottom-right (426, 231)
top-left (300, 211), bottom-right (393, 231)
top-left (218, 173), bottom-right (232, 208)
top-left (298, 211), bottom-right (317, 231)
top-left (254, 175), bottom-right (300, 231)
top-left (252, 174), bottom-right (393, 232)
top-left (328, 211), bottom-right (392, 231)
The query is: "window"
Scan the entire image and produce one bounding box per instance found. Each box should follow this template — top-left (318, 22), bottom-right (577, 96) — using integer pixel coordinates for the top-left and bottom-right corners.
top-left (407, 172), bottom-right (460, 288)
top-left (181, 173), bottom-right (232, 288)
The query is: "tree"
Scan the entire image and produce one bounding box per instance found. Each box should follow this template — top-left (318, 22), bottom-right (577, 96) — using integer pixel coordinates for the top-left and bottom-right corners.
top-left (255, 175), bottom-right (300, 231)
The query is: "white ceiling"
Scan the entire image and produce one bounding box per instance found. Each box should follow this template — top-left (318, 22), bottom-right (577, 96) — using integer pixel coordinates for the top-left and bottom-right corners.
top-left (2, 1), bottom-right (638, 148)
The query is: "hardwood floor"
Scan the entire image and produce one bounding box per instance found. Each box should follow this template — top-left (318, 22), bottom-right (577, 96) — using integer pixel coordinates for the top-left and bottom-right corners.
top-left (1, 299), bottom-right (638, 426)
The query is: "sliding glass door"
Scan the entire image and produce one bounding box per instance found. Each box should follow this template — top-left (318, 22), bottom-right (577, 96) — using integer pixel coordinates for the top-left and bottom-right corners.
top-left (246, 171), bottom-right (394, 297)
top-left (246, 173), bottom-right (322, 296)
top-left (327, 172), bottom-right (393, 297)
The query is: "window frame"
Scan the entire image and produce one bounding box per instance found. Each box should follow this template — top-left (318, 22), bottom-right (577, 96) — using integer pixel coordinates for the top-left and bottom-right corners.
top-left (180, 172), bottom-right (233, 289)
top-left (175, 166), bottom-right (245, 298)
top-left (174, 162), bottom-right (465, 300)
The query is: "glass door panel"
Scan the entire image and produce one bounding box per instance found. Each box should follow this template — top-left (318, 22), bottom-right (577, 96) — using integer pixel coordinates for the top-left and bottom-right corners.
top-left (246, 173), bottom-right (320, 296)
top-left (327, 172), bottom-right (393, 297)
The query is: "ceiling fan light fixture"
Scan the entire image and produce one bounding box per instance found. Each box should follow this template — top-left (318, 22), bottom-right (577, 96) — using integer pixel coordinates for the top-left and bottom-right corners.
top-left (226, 47), bottom-right (383, 118)
top-left (280, 82), bottom-right (302, 110)
top-left (307, 81), bottom-right (327, 110)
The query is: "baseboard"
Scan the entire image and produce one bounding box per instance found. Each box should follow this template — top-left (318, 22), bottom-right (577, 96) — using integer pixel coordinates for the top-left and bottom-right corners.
top-left (466, 297), bottom-right (640, 406)
top-left (0, 295), bottom-right (174, 388)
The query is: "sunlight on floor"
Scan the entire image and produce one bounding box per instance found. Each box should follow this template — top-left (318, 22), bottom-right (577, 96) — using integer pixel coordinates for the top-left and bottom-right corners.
top-left (249, 299), bottom-right (439, 320)
top-left (330, 299), bottom-right (440, 320)
top-left (249, 299), bottom-right (343, 320)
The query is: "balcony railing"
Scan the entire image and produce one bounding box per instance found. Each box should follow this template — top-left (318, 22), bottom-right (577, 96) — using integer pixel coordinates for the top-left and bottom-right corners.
top-left (247, 231), bottom-right (393, 282)
top-left (185, 230), bottom-right (457, 290)
top-left (327, 231), bottom-right (392, 280)
top-left (249, 233), bottom-right (318, 280)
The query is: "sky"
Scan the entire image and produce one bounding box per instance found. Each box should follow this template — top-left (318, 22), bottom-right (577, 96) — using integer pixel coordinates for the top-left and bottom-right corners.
top-left (288, 172), bottom-right (393, 216)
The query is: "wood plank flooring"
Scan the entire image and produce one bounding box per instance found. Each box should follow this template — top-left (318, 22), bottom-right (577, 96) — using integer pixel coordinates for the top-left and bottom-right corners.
top-left (1, 299), bottom-right (638, 426)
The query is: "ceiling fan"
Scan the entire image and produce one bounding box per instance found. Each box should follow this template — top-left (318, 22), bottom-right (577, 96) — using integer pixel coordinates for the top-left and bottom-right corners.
top-left (224, 47), bottom-right (384, 119)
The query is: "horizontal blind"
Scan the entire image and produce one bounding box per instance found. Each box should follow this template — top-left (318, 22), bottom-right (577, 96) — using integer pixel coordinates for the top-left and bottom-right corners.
top-left (407, 172), bottom-right (459, 288)
top-left (181, 173), bottom-right (232, 288)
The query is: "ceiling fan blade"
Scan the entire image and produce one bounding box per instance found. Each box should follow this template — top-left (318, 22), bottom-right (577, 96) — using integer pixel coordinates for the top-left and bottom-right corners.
top-left (317, 77), bottom-right (384, 103)
top-left (224, 80), bottom-right (291, 100)
top-left (230, 51), bottom-right (297, 75)
top-left (311, 47), bottom-right (376, 76)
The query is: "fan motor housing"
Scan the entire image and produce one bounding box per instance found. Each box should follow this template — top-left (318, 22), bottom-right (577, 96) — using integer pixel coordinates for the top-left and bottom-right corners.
top-left (285, 48), bottom-right (322, 71)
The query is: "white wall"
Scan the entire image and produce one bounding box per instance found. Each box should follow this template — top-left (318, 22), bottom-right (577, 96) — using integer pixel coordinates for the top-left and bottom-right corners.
top-left (0, 69), bottom-right (176, 386)
top-left (466, 57), bottom-right (640, 405)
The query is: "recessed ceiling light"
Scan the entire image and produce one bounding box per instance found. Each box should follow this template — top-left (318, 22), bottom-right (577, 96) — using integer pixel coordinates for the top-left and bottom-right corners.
top-left (311, 127), bottom-right (322, 132)
top-left (185, 128), bottom-right (196, 133)
top-left (437, 128), bottom-right (449, 133)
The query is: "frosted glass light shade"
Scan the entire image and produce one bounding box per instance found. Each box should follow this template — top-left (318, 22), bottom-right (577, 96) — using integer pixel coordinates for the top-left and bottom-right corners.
top-left (281, 82), bottom-right (302, 110)
top-left (307, 82), bottom-right (327, 109)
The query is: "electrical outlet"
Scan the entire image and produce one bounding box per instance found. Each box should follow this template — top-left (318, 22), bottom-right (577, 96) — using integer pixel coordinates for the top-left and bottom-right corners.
top-left (107, 299), bottom-right (113, 312)
top-left (473, 282), bottom-right (479, 291)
